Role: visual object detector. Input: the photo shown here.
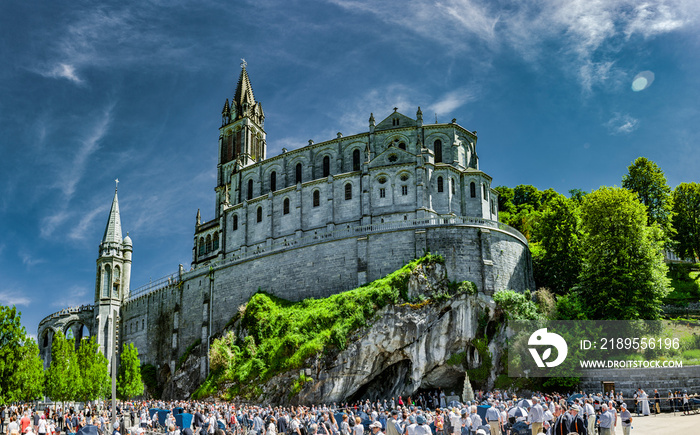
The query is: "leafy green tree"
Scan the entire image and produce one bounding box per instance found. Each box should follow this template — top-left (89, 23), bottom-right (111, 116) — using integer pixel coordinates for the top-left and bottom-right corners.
top-left (672, 182), bottom-right (700, 261)
top-left (494, 186), bottom-right (516, 216)
top-left (513, 184), bottom-right (543, 210)
top-left (76, 336), bottom-right (110, 402)
top-left (0, 306), bottom-right (45, 403)
top-left (622, 157), bottom-right (674, 242)
top-left (117, 342), bottom-right (144, 399)
top-left (568, 189), bottom-right (588, 203)
top-left (44, 330), bottom-right (80, 403)
top-left (534, 195), bottom-right (582, 294)
top-left (577, 187), bottom-right (671, 319)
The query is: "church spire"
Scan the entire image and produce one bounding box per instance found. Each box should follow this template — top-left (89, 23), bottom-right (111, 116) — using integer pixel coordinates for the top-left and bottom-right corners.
top-left (102, 180), bottom-right (122, 244)
top-left (233, 59), bottom-right (256, 114)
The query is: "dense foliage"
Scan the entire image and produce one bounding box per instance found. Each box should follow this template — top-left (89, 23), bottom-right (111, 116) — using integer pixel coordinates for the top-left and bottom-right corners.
top-left (577, 187), bottom-right (671, 319)
top-left (622, 157), bottom-right (674, 243)
top-left (117, 342), bottom-right (144, 399)
top-left (0, 306), bottom-right (44, 403)
top-left (76, 336), bottom-right (110, 402)
top-left (45, 330), bottom-right (80, 403)
top-left (672, 182), bottom-right (700, 261)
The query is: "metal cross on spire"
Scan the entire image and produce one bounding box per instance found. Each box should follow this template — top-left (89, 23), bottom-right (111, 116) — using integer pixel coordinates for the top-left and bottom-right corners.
top-left (115, 178), bottom-right (119, 191)
top-left (240, 58), bottom-right (247, 69)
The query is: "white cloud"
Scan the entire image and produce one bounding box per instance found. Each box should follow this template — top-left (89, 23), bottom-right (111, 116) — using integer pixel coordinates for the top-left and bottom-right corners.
top-left (20, 252), bottom-right (46, 269)
top-left (38, 63), bottom-right (84, 84)
top-left (429, 88), bottom-right (477, 116)
top-left (0, 290), bottom-right (31, 306)
top-left (68, 203), bottom-right (110, 241)
top-left (606, 113), bottom-right (640, 134)
top-left (328, 0), bottom-right (699, 90)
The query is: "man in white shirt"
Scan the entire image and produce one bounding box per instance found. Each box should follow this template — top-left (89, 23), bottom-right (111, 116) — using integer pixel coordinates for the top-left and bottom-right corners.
top-left (584, 399), bottom-right (595, 435)
top-left (527, 397), bottom-right (544, 435)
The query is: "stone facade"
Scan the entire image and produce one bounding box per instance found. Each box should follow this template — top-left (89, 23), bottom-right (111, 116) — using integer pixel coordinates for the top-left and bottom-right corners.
top-left (37, 65), bottom-right (534, 389)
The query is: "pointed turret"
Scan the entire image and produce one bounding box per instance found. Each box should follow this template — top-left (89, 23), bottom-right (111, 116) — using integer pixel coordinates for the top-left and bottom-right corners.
top-left (102, 184), bottom-right (122, 245)
top-left (233, 62), bottom-right (256, 117)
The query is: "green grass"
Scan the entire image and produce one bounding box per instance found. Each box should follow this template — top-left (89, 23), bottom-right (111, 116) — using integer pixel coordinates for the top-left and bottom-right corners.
top-left (199, 254), bottom-right (476, 399)
top-left (665, 264), bottom-right (700, 302)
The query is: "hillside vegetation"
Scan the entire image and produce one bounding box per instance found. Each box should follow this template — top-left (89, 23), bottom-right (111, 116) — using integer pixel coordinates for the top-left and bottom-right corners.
top-left (194, 254), bottom-right (476, 400)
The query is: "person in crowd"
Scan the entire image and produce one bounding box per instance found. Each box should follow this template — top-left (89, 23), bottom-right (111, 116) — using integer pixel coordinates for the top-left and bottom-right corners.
top-left (619, 403), bottom-right (632, 435)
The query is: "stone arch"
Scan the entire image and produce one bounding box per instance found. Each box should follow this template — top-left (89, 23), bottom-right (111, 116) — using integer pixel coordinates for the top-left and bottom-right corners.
top-left (383, 133), bottom-right (411, 152)
top-left (287, 155), bottom-right (310, 186)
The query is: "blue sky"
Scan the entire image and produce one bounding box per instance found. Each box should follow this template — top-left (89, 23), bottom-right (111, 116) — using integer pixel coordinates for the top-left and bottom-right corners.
top-left (1, 0), bottom-right (699, 337)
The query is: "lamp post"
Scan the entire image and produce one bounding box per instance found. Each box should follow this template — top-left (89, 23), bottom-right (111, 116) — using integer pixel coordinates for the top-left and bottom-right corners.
top-left (111, 312), bottom-right (119, 424)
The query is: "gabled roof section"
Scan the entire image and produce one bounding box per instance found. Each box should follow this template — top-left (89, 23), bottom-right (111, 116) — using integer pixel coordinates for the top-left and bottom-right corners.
top-left (233, 65), bottom-right (256, 109)
top-left (375, 110), bottom-right (416, 131)
top-left (102, 188), bottom-right (122, 244)
top-left (368, 145), bottom-right (415, 169)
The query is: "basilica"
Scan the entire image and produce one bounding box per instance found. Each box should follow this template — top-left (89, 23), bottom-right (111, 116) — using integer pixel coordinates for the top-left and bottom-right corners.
top-left (38, 64), bottom-right (534, 386)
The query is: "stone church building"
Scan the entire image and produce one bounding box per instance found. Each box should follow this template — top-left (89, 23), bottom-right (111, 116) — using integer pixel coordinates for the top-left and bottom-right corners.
top-left (38, 64), bottom-right (534, 386)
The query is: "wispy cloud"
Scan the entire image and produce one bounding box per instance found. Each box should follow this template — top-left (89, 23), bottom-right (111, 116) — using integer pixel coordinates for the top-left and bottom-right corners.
top-left (56, 103), bottom-right (114, 199)
top-left (328, 0), bottom-right (699, 90)
top-left (606, 113), bottom-right (639, 134)
top-left (0, 290), bottom-right (31, 306)
top-left (429, 88), bottom-right (477, 116)
top-left (52, 285), bottom-right (90, 308)
top-left (20, 252), bottom-right (46, 269)
top-left (37, 63), bottom-right (84, 84)
top-left (68, 203), bottom-right (110, 241)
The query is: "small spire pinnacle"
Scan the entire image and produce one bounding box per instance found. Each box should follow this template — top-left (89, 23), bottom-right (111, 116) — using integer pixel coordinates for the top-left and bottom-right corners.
top-left (196, 209), bottom-right (201, 226)
top-left (115, 178), bottom-right (119, 191)
top-left (240, 58), bottom-right (247, 69)
top-left (102, 186), bottom-right (122, 245)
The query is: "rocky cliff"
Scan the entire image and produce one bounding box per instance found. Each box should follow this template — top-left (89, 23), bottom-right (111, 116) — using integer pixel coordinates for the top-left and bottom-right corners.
top-left (162, 258), bottom-right (507, 403)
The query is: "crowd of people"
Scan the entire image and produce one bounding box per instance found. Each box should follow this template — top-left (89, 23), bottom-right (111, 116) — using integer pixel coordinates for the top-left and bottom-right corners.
top-left (0, 388), bottom-right (697, 435)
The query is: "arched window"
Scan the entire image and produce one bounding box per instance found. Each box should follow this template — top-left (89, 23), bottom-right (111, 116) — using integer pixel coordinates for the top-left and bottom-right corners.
top-left (437, 176), bottom-right (444, 193)
top-left (434, 140), bottom-right (443, 163)
top-left (353, 149), bottom-right (360, 171)
top-left (345, 183), bottom-right (352, 200)
top-left (270, 171), bottom-right (277, 192)
top-left (113, 267), bottom-right (120, 297)
top-left (451, 178), bottom-right (455, 194)
top-left (257, 206), bottom-right (263, 223)
top-left (283, 198), bottom-right (290, 215)
top-left (213, 233), bottom-right (219, 250)
top-left (103, 265), bottom-right (111, 298)
top-left (470, 182), bottom-right (476, 198)
top-left (399, 142), bottom-right (406, 150)
top-left (247, 179), bottom-right (254, 200)
top-left (323, 156), bottom-right (330, 177)
top-left (198, 237), bottom-right (205, 256)
top-left (295, 163), bottom-right (302, 184)
top-left (42, 331), bottom-right (49, 348)
top-left (232, 215), bottom-right (238, 231)
top-left (206, 235), bottom-right (212, 253)
top-left (313, 190), bottom-right (320, 207)
top-left (483, 183), bottom-right (487, 200)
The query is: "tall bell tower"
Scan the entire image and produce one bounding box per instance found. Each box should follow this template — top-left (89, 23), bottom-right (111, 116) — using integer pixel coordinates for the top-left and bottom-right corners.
top-left (217, 60), bottom-right (266, 214)
top-left (94, 180), bottom-right (132, 369)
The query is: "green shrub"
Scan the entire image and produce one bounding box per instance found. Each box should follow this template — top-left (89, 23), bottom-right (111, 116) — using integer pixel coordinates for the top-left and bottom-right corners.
top-left (493, 289), bottom-right (542, 320)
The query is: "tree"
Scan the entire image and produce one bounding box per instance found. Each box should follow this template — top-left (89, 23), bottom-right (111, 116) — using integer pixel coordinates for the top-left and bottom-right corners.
top-left (0, 306), bottom-right (45, 403)
top-left (76, 336), bottom-right (110, 402)
top-left (534, 195), bottom-right (582, 294)
top-left (44, 330), bottom-right (80, 403)
top-left (672, 182), bottom-right (700, 261)
top-left (117, 342), bottom-right (144, 399)
top-left (577, 187), bottom-right (671, 319)
top-left (622, 157), bottom-right (674, 242)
